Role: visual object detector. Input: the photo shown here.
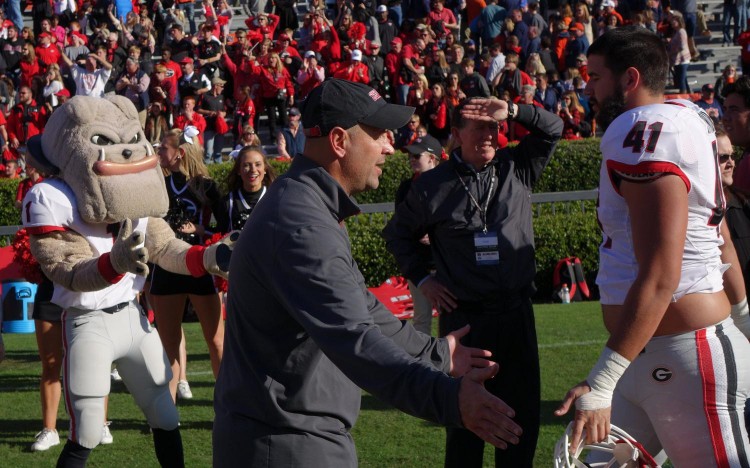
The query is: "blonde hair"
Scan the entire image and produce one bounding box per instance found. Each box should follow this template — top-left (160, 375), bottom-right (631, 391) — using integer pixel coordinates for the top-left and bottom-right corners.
top-left (161, 128), bottom-right (213, 204)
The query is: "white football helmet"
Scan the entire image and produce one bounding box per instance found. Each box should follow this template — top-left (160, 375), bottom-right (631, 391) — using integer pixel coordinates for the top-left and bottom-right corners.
top-left (554, 422), bottom-right (661, 468)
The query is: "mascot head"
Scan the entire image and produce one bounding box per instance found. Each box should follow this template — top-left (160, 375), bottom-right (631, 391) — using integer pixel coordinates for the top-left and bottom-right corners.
top-left (27, 95), bottom-right (169, 224)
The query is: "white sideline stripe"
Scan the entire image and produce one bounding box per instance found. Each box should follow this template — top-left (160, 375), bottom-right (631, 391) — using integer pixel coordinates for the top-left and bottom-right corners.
top-left (538, 340), bottom-right (603, 349)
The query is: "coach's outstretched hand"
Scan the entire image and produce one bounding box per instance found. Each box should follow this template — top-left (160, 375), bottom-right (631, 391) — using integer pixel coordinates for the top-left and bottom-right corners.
top-left (459, 364), bottom-right (522, 449)
top-left (446, 325), bottom-right (493, 377)
top-left (461, 97), bottom-right (511, 122)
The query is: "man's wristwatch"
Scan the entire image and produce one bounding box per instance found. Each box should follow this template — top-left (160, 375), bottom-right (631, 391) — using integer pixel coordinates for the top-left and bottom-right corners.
top-left (506, 100), bottom-right (516, 120)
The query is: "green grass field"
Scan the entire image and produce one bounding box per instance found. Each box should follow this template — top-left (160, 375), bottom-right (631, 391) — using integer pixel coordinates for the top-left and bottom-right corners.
top-left (0, 302), bottom-right (607, 467)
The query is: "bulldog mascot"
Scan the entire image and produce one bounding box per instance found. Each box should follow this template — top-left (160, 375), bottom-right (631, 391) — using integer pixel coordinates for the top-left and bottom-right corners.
top-left (21, 95), bottom-right (236, 468)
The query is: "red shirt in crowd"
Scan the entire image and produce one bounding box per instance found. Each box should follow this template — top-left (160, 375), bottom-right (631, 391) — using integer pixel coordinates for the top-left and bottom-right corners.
top-left (173, 112), bottom-right (207, 144)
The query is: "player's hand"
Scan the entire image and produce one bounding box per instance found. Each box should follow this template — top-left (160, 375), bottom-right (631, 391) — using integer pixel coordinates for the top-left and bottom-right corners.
top-left (554, 381), bottom-right (612, 448)
top-left (461, 97), bottom-right (510, 122)
top-left (446, 324), bottom-right (493, 377)
top-left (419, 276), bottom-right (457, 312)
top-left (459, 364), bottom-right (522, 449)
top-left (110, 218), bottom-right (149, 276)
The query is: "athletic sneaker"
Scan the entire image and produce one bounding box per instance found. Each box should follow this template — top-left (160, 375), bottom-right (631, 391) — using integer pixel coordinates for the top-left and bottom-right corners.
top-left (101, 422), bottom-right (113, 445)
top-left (177, 380), bottom-right (193, 400)
top-left (110, 368), bottom-right (122, 382)
top-left (31, 428), bottom-right (60, 452)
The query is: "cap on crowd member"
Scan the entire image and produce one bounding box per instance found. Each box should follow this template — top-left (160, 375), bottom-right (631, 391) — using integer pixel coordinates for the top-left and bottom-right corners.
top-left (212, 77), bottom-right (226, 86)
top-left (300, 79), bottom-right (414, 137)
top-left (351, 49), bottom-right (363, 61)
top-left (304, 50), bottom-right (316, 59)
top-left (377, 4), bottom-right (388, 12)
top-left (38, 32), bottom-right (51, 40)
top-left (179, 57), bottom-right (194, 64)
top-left (601, 0), bottom-right (615, 8)
top-left (404, 134), bottom-right (442, 157)
top-left (289, 107), bottom-right (301, 117)
top-left (55, 88), bottom-right (71, 98)
top-left (278, 33), bottom-right (290, 41)
top-left (569, 22), bottom-right (584, 32)
top-left (391, 37), bottom-right (402, 45)
top-left (702, 83), bottom-right (714, 94)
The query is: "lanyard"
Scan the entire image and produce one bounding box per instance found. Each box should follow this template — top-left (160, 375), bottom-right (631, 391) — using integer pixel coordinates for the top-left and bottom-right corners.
top-left (455, 168), bottom-right (496, 233)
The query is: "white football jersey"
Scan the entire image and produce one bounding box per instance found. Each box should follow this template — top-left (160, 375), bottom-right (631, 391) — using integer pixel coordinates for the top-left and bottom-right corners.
top-left (597, 99), bottom-right (725, 305)
top-left (22, 177), bottom-right (148, 310)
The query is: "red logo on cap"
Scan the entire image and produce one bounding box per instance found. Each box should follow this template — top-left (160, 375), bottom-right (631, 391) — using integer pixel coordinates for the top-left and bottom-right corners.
top-left (305, 126), bottom-right (322, 137)
top-left (368, 89), bottom-right (382, 101)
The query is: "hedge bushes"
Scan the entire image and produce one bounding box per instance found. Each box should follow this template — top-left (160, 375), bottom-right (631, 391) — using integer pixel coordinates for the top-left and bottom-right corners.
top-left (1, 138), bottom-right (604, 298)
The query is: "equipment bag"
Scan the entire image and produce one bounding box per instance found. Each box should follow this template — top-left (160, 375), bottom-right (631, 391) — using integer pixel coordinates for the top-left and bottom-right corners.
top-left (552, 257), bottom-right (590, 302)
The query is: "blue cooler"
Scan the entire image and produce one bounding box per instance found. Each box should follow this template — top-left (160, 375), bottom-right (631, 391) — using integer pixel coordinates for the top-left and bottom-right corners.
top-left (2, 279), bottom-right (37, 333)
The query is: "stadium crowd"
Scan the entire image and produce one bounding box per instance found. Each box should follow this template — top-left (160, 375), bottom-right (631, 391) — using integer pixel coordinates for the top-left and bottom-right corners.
top-left (0, 0), bottom-right (741, 178)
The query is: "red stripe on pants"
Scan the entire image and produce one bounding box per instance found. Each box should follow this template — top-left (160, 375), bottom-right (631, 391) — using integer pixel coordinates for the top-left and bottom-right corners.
top-left (696, 328), bottom-right (729, 466)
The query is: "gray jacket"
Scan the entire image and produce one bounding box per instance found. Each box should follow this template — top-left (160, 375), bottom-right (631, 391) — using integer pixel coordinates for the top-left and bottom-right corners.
top-left (214, 155), bottom-right (462, 466)
top-left (383, 104), bottom-right (563, 301)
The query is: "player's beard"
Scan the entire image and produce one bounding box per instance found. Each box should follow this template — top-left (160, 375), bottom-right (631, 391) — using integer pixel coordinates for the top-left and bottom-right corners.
top-left (595, 85), bottom-right (626, 131)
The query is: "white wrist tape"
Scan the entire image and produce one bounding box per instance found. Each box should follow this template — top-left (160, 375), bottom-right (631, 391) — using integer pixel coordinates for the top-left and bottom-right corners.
top-left (575, 346), bottom-right (630, 411)
top-left (731, 297), bottom-right (749, 319)
top-left (731, 297), bottom-right (750, 339)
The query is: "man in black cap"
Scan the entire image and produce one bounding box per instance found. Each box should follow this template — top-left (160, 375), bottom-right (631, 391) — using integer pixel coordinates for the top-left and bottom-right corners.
top-left (695, 83), bottom-right (723, 119)
top-left (384, 96), bottom-right (563, 467)
top-left (213, 79), bottom-right (522, 467)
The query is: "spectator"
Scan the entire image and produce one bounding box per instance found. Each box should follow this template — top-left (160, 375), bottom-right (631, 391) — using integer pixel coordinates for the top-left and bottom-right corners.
top-left (493, 51), bottom-right (533, 99)
top-left (195, 24), bottom-right (222, 79)
top-left (276, 107), bottom-right (305, 159)
top-left (365, 42), bottom-right (386, 94)
top-left (166, 24), bottom-right (194, 63)
top-left (723, 0), bottom-right (740, 46)
top-left (722, 76), bottom-right (750, 191)
top-left (232, 86), bottom-right (256, 145)
top-left (397, 37), bottom-right (426, 105)
top-left (574, 2), bottom-right (596, 45)
top-left (485, 43), bottom-right (506, 86)
top-left (244, 12), bottom-right (280, 41)
top-left (524, 52), bottom-right (546, 78)
top-left (459, 58), bottom-right (491, 99)
top-left (199, 76), bottom-right (229, 164)
top-left (63, 30), bottom-right (89, 62)
top-left (445, 71), bottom-right (465, 107)
top-left (19, 42), bottom-right (41, 88)
top-left (149, 63), bottom-right (177, 117)
top-left (173, 96), bottom-right (207, 144)
top-left (175, 0), bottom-right (198, 34)
top-left (426, 82), bottom-right (450, 142)
top-left (332, 49), bottom-right (370, 83)
top-left (7, 86), bottom-right (47, 155)
top-left (255, 52), bottom-right (294, 143)
top-left (564, 22), bottom-right (589, 70)
top-left (715, 64), bottom-right (737, 107)
top-left (1, 25), bottom-right (23, 71)
top-left (509, 9), bottom-right (529, 60)
top-left (668, 13), bottom-right (691, 93)
top-left (178, 56), bottom-right (211, 100)
top-left (144, 101), bottom-right (169, 144)
top-left (477, 0), bottom-right (506, 47)
top-left (228, 124), bottom-right (261, 158)
top-left (396, 113), bottom-right (420, 149)
top-left (41, 64), bottom-right (64, 110)
top-left (672, 0), bottom-right (699, 59)
top-left (556, 90), bottom-right (585, 139)
top-left (115, 57), bottom-right (150, 128)
top-left (377, 5), bottom-right (398, 55)
top-left (739, 24), bottom-right (750, 75)
top-left (428, 0), bottom-right (459, 37)
top-left (534, 72), bottom-right (558, 112)
top-left (695, 83), bottom-right (723, 118)
top-left (60, 50), bottom-right (113, 97)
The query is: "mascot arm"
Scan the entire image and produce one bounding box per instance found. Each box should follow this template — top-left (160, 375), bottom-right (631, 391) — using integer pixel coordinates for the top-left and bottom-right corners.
top-left (146, 217), bottom-right (238, 279)
top-left (30, 231), bottom-right (116, 292)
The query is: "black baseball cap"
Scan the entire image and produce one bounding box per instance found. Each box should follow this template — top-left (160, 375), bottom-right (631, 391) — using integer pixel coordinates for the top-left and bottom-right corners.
top-left (301, 79), bottom-right (414, 137)
top-left (404, 134), bottom-right (442, 156)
